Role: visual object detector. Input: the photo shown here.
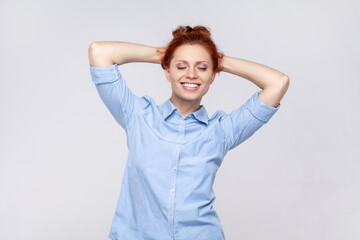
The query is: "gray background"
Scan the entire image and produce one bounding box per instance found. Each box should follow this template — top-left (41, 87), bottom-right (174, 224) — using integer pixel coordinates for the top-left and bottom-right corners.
top-left (1, 0), bottom-right (359, 239)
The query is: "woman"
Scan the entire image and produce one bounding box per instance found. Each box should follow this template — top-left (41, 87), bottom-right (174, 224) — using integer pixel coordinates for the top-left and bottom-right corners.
top-left (88, 25), bottom-right (289, 240)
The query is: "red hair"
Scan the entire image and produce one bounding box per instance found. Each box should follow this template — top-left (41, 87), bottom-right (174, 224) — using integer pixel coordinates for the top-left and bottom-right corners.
top-left (158, 25), bottom-right (224, 73)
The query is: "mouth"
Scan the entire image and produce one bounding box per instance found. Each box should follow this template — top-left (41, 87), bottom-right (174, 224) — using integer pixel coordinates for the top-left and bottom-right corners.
top-left (180, 82), bottom-right (201, 91)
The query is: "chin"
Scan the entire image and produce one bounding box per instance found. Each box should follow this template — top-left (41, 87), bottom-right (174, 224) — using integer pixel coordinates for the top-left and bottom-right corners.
top-left (180, 94), bottom-right (203, 102)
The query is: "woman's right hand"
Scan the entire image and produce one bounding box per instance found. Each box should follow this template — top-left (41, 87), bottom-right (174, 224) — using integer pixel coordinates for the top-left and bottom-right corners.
top-left (156, 47), bottom-right (167, 64)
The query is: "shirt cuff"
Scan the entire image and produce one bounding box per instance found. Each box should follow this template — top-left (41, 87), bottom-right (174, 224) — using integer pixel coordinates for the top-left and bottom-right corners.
top-left (247, 89), bottom-right (281, 122)
top-left (89, 63), bottom-right (121, 85)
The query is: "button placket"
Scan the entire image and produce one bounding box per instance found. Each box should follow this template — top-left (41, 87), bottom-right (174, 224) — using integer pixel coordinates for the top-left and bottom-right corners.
top-left (168, 119), bottom-right (186, 238)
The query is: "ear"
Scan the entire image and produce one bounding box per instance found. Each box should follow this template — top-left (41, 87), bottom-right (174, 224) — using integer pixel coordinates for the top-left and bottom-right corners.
top-left (165, 66), bottom-right (171, 83)
top-left (210, 71), bottom-right (216, 85)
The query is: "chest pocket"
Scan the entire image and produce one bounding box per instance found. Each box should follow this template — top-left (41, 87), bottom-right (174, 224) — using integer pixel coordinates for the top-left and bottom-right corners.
top-left (188, 128), bottom-right (225, 158)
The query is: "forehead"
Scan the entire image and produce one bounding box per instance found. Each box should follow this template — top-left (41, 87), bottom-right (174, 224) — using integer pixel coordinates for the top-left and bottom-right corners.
top-left (172, 44), bottom-right (212, 64)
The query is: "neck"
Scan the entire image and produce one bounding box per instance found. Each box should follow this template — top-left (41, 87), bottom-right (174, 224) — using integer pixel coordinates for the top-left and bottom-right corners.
top-left (170, 94), bottom-right (201, 119)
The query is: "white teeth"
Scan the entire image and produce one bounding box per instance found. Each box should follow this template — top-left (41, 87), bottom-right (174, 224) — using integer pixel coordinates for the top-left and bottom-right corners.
top-left (182, 83), bottom-right (199, 88)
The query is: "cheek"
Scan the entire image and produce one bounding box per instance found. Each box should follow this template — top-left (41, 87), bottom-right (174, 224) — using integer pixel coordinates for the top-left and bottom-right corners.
top-left (170, 71), bottom-right (185, 81)
top-left (202, 73), bottom-right (214, 83)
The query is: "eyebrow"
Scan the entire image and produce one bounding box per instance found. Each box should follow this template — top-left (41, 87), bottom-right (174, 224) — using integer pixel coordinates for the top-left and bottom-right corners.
top-left (175, 60), bottom-right (209, 64)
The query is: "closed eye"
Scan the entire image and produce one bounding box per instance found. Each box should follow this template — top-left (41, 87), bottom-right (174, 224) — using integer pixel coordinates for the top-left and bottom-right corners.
top-left (177, 66), bottom-right (207, 70)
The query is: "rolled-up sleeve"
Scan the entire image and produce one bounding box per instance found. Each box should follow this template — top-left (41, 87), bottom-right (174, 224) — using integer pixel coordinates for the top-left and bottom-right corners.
top-left (89, 63), bottom-right (142, 131)
top-left (220, 89), bottom-right (280, 152)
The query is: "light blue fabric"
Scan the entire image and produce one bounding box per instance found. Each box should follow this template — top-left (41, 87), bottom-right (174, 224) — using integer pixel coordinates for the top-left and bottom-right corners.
top-left (89, 63), bottom-right (280, 240)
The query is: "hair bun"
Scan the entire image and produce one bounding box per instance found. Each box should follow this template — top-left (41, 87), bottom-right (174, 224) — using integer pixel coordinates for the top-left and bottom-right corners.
top-left (172, 25), bottom-right (211, 38)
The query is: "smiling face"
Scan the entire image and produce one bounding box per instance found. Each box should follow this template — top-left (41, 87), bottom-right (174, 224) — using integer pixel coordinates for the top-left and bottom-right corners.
top-left (165, 44), bottom-right (216, 106)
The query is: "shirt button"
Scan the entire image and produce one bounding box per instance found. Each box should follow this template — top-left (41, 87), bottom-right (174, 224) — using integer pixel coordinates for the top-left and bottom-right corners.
top-left (169, 211), bottom-right (173, 216)
top-left (176, 145), bottom-right (180, 149)
top-left (173, 166), bottom-right (177, 171)
top-left (171, 188), bottom-right (175, 193)
top-left (179, 135), bottom-right (183, 139)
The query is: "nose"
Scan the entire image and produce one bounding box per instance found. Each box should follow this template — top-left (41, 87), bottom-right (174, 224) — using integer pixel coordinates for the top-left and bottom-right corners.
top-left (186, 67), bottom-right (197, 79)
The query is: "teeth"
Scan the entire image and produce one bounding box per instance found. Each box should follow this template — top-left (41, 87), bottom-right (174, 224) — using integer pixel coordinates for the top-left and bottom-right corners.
top-left (182, 83), bottom-right (199, 88)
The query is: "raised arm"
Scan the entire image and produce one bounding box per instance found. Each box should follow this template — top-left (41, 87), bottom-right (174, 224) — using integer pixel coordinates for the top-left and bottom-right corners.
top-left (88, 41), bottom-right (163, 67)
top-left (88, 41), bottom-right (164, 130)
top-left (219, 56), bottom-right (289, 108)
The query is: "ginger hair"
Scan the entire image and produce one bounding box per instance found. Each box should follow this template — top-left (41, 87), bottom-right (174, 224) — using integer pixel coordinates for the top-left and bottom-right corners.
top-left (158, 25), bottom-right (224, 73)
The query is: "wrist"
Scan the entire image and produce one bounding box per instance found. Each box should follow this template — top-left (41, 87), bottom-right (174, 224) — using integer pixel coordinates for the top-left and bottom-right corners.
top-left (154, 47), bottom-right (166, 64)
top-left (218, 55), bottom-right (227, 72)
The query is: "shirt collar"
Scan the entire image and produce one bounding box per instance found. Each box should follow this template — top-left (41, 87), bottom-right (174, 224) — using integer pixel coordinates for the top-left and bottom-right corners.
top-left (159, 98), bottom-right (209, 125)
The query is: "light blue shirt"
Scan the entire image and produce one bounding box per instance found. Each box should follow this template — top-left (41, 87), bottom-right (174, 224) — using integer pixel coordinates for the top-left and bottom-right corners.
top-left (89, 63), bottom-right (280, 240)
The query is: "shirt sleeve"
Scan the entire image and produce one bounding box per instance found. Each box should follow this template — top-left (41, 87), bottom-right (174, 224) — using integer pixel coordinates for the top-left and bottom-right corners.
top-left (219, 89), bottom-right (281, 152)
top-left (89, 63), bottom-right (143, 131)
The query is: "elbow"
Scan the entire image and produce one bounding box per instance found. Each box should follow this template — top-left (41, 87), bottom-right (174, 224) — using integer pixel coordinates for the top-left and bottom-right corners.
top-left (282, 75), bottom-right (290, 89)
top-left (276, 75), bottom-right (290, 95)
top-left (88, 42), bottom-right (106, 67)
top-left (265, 75), bottom-right (289, 92)
top-left (88, 42), bottom-right (101, 58)
top-left (281, 75), bottom-right (290, 86)
top-left (276, 75), bottom-right (290, 90)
